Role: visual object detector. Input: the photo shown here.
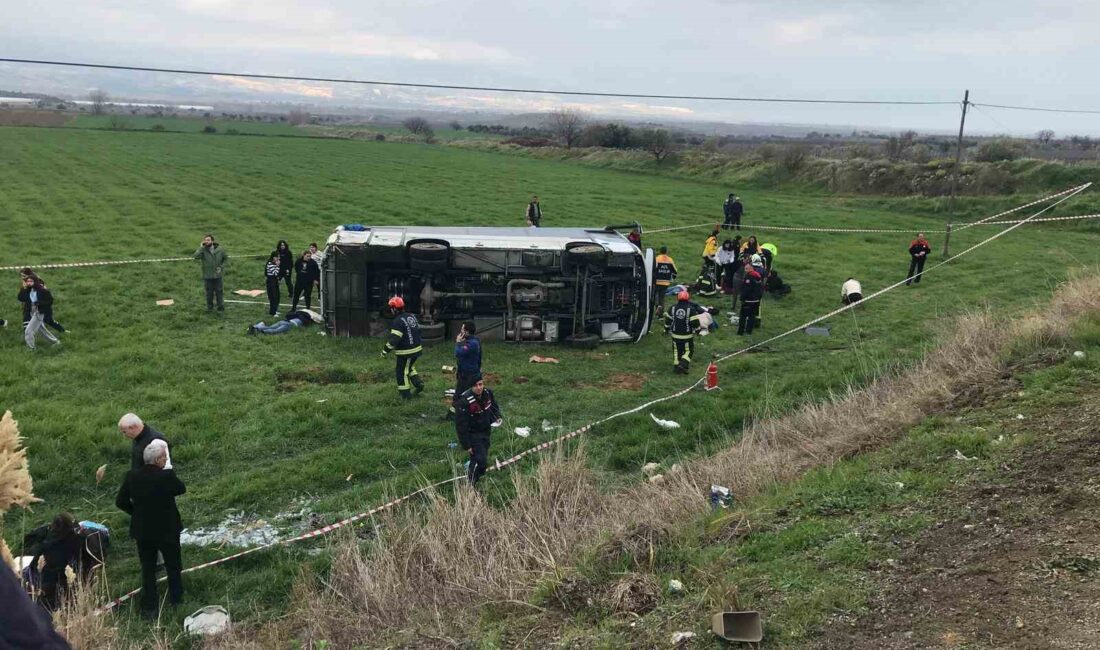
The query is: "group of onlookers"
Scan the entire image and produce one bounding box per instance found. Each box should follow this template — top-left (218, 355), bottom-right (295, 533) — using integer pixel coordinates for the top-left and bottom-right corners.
top-left (264, 240), bottom-right (322, 317)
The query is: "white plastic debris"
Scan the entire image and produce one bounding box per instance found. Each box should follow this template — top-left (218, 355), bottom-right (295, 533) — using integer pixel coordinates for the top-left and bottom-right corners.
top-left (541, 419), bottom-right (562, 432)
top-left (671, 631), bottom-right (696, 644)
top-left (894, 482), bottom-right (905, 490)
top-left (993, 434), bottom-right (1005, 444)
top-left (953, 449), bottom-right (975, 461)
top-left (649, 473), bottom-right (665, 484)
top-left (183, 605), bottom-right (231, 636)
top-left (1072, 350), bottom-right (1086, 359)
top-left (642, 462), bottom-right (661, 476)
top-left (668, 579), bottom-right (683, 593)
top-left (650, 413), bottom-right (680, 430)
top-left (1016, 414), bottom-right (1025, 420)
top-left (514, 426), bottom-right (531, 438)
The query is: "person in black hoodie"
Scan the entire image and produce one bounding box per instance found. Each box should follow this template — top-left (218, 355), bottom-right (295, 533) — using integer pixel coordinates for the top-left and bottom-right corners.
top-left (25, 513), bottom-right (83, 611)
top-left (115, 439), bottom-right (185, 617)
top-left (20, 268), bottom-right (65, 333)
top-left (906, 233), bottom-right (931, 285)
top-left (265, 252), bottom-right (282, 316)
top-left (290, 250), bottom-right (320, 310)
top-left (18, 274), bottom-right (60, 350)
top-left (454, 375), bottom-right (502, 485)
top-left (273, 240), bottom-right (294, 296)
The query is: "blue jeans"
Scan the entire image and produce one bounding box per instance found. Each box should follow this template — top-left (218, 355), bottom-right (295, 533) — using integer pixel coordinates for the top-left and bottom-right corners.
top-left (254, 318), bottom-right (301, 334)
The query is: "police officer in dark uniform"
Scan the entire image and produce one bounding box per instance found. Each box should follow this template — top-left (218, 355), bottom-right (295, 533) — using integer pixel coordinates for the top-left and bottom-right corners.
top-left (380, 296), bottom-right (424, 399)
top-left (454, 375), bottom-right (503, 485)
top-left (664, 290), bottom-right (705, 374)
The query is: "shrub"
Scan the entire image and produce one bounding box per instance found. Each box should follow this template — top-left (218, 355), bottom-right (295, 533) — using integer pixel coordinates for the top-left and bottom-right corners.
top-left (974, 139), bottom-right (1021, 162)
top-left (780, 145), bottom-right (809, 173)
top-left (374, 133), bottom-right (386, 141)
top-left (202, 125), bottom-right (217, 134)
top-left (225, 128), bottom-right (240, 135)
top-left (150, 123), bottom-right (166, 132)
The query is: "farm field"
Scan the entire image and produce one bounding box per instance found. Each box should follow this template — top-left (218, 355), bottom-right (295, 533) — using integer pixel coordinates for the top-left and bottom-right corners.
top-left (1, 124), bottom-right (1098, 632)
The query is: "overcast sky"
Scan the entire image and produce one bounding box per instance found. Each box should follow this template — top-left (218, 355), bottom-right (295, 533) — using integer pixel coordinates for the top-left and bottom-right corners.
top-left (3, 0), bottom-right (1100, 134)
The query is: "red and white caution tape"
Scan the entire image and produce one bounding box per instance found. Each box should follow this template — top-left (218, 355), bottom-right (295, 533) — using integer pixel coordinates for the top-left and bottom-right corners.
top-left (645, 222), bottom-right (943, 234)
top-left (100, 476), bottom-right (465, 612)
top-left (100, 182), bottom-right (1093, 613)
top-left (0, 254), bottom-right (265, 273)
top-left (960, 213), bottom-right (1100, 226)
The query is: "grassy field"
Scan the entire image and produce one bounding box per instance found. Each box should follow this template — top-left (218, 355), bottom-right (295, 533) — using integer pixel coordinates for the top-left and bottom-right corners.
top-left (0, 124), bottom-right (1098, 635)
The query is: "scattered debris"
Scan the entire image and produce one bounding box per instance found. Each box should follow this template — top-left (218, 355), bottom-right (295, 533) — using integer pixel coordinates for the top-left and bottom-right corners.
top-left (953, 449), bottom-right (976, 461)
top-left (894, 481), bottom-right (906, 490)
top-left (710, 485), bottom-right (733, 509)
top-left (649, 474), bottom-right (665, 484)
top-left (441, 365), bottom-right (455, 372)
top-left (541, 419), bottom-right (562, 433)
top-left (993, 434), bottom-right (1005, 444)
top-left (514, 427), bottom-right (531, 438)
top-left (345, 474), bottom-right (353, 482)
top-left (183, 605), bottom-right (231, 636)
top-left (95, 464), bottom-right (106, 486)
top-left (155, 299), bottom-right (174, 306)
top-left (642, 462), bottom-right (661, 476)
top-left (650, 413), bottom-right (680, 430)
top-left (667, 579), bottom-right (684, 593)
top-left (1072, 350), bottom-right (1086, 359)
top-left (316, 399), bottom-right (327, 403)
top-left (671, 631), bottom-right (695, 644)
top-left (233, 289), bottom-right (265, 297)
top-left (1015, 616), bottom-right (1025, 629)
top-left (529, 355), bottom-right (560, 364)
top-left (1016, 414), bottom-right (1025, 420)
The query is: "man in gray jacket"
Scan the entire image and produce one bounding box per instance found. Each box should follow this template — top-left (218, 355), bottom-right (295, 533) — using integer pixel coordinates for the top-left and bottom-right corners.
top-left (193, 234), bottom-right (228, 311)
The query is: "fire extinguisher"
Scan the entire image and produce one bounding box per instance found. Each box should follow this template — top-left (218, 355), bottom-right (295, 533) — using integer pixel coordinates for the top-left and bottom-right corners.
top-left (705, 358), bottom-right (719, 391)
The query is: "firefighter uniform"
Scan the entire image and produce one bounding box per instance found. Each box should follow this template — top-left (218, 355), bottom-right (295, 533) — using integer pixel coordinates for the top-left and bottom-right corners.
top-left (653, 253), bottom-right (678, 316)
top-left (383, 310), bottom-right (424, 398)
top-left (665, 299), bottom-right (705, 373)
top-left (455, 384), bottom-right (502, 484)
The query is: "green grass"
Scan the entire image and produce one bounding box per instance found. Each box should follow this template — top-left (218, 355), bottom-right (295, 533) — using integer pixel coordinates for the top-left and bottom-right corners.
top-left (521, 332), bottom-right (1100, 648)
top-left (67, 114), bottom-right (311, 137)
top-left (0, 124), bottom-right (1098, 636)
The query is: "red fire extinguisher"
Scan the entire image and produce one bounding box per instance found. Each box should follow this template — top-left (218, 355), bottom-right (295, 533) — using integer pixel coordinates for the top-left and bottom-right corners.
top-left (705, 358), bottom-right (719, 391)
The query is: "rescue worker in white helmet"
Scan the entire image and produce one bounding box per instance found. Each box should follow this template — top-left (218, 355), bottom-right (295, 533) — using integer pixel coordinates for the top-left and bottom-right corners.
top-left (664, 290), bottom-right (706, 374)
top-left (380, 296), bottom-right (424, 399)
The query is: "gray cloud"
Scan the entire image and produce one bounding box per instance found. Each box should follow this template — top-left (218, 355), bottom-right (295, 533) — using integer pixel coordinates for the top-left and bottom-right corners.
top-left (3, 0), bottom-right (1100, 133)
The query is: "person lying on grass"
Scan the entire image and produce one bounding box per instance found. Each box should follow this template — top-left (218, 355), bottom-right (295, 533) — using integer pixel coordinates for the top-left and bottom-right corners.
top-left (247, 309), bottom-right (324, 335)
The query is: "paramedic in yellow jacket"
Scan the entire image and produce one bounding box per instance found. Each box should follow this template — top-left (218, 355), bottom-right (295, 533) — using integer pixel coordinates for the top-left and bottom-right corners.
top-left (701, 228), bottom-right (720, 278)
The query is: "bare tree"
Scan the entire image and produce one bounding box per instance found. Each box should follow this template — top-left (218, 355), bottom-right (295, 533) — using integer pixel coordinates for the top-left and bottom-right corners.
top-left (88, 89), bottom-right (109, 116)
top-left (402, 116), bottom-right (435, 142)
top-left (545, 108), bottom-right (585, 148)
top-left (638, 128), bottom-right (674, 162)
top-left (1036, 129), bottom-right (1055, 144)
top-left (449, 120), bottom-right (462, 131)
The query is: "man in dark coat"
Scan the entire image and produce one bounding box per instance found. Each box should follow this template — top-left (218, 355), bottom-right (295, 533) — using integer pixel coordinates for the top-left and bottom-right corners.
top-left (737, 265), bottom-right (764, 335)
top-left (454, 375), bottom-right (502, 485)
top-left (118, 413), bottom-right (171, 471)
top-left (115, 439), bottom-right (185, 616)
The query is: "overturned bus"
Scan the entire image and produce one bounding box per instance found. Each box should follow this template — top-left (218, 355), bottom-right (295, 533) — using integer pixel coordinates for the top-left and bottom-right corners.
top-left (319, 225), bottom-right (653, 345)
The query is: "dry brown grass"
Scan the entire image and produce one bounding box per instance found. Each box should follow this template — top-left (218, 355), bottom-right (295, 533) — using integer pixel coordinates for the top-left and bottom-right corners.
top-left (203, 274), bottom-right (1100, 648)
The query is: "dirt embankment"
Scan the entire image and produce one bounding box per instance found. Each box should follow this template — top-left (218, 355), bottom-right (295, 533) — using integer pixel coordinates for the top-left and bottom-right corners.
top-left (813, 394), bottom-right (1100, 650)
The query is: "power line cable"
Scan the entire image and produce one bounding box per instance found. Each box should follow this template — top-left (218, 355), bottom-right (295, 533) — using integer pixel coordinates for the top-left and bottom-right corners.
top-left (972, 102), bottom-right (1100, 116)
top-left (0, 57), bottom-right (957, 106)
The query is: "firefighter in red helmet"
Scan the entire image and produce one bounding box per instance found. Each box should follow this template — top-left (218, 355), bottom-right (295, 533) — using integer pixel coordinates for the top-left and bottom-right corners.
top-left (381, 296), bottom-right (424, 399)
top-left (664, 290), bottom-right (705, 374)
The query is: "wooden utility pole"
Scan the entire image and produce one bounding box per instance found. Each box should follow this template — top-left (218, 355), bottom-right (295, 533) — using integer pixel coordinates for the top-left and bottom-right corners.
top-left (944, 89), bottom-right (970, 256)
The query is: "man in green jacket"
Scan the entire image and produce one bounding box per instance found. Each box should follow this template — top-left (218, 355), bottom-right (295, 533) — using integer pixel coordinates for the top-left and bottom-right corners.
top-left (193, 234), bottom-right (228, 311)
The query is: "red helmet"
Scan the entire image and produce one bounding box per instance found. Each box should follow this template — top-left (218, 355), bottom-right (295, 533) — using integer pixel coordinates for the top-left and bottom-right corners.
top-left (677, 290), bottom-right (690, 301)
top-left (387, 296), bottom-right (405, 310)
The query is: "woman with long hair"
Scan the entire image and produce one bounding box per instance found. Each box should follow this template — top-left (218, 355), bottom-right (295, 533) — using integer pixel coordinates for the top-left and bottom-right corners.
top-left (273, 240), bottom-right (294, 296)
top-left (27, 512), bottom-right (81, 610)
